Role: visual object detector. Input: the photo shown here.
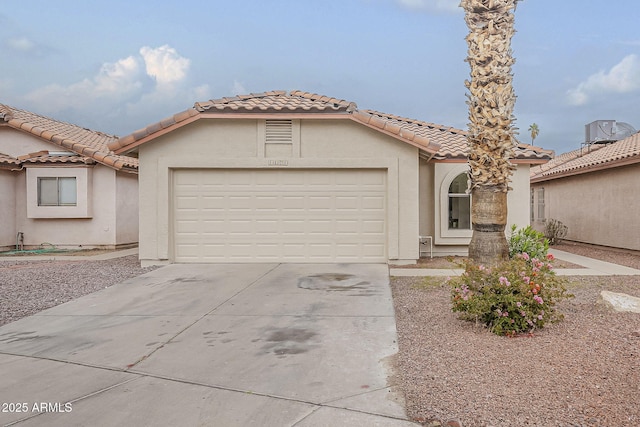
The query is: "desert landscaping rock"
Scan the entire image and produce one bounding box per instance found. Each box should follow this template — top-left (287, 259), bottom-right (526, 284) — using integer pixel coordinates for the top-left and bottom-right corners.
top-left (600, 290), bottom-right (640, 313)
top-left (0, 255), bottom-right (158, 326)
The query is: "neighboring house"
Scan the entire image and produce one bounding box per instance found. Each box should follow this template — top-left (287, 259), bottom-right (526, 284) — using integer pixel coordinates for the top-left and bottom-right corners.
top-left (530, 132), bottom-right (640, 251)
top-left (109, 90), bottom-right (551, 266)
top-left (0, 104), bottom-right (139, 252)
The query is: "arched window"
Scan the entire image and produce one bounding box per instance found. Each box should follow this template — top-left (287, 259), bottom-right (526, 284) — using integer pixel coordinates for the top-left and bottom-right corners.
top-left (448, 173), bottom-right (471, 229)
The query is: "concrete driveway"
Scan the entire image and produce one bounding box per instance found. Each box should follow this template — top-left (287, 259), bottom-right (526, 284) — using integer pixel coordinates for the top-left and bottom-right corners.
top-left (0, 263), bottom-right (416, 426)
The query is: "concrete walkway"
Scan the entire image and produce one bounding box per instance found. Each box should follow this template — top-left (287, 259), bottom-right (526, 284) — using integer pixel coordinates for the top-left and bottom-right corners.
top-left (390, 248), bottom-right (640, 277)
top-left (0, 247), bottom-right (139, 262)
top-left (0, 263), bottom-right (415, 426)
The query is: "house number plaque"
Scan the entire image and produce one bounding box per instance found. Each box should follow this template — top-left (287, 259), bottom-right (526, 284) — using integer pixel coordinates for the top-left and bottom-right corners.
top-left (268, 160), bottom-right (289, 166)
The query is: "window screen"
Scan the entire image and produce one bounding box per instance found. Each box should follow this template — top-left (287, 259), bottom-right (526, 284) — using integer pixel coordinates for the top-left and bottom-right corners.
top-left (38, 177), bottom-right (77, 206)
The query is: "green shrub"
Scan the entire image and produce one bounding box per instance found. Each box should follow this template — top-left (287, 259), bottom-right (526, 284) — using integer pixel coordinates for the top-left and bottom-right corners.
top-left (544, 219), bottom-right (568, 245)
top-left (449, 254), bottom-right (573, 336)
top-left (508, 224), bottom-right (549, 260)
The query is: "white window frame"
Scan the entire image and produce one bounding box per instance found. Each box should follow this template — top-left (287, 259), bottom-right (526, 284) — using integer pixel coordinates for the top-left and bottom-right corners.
top-left (38, 177), bottom-right (77, 206)
top-left (530, 188), bottom-right (535, 222)
top-left (447, 173), bottom-right (471, 230)
top-left (536, 187), bottom-right (545, 221)
top-left (437, 164), bottom-right (473, 243)
top-left (27, 167), bottom-right (93, 218)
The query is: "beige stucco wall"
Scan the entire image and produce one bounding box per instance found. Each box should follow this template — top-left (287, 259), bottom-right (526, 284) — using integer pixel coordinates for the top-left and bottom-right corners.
top-left (0, 170), bottom-right (16, 251)
top-left (1, 127), bottom-right (139, 249)
top-left (14, 165), bottom-right (120, 248)
top-left (115, 171), bottom-right (139, 246)
top-left (137, 118), bottom-right (420, 264)
top-left (531, 164), bottom-right (640, 251)
top-left (1, 128), bottom-right (54, 156)
top-left (425, 162), bottom-right (531, 256)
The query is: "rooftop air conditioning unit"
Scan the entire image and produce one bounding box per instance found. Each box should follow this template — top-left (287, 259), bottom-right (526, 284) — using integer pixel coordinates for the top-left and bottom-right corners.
top-left (585, 120), bottom-right (637, 144)
top-left (585, 120), bottom-right (615, 143)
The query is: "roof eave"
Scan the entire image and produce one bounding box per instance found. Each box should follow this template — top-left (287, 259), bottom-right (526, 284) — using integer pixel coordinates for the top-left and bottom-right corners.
top-left (4, 115), bottom-right (137, 171)
top-left (511, 158), bottom-right (552, 165)
top-left (111, 110), bottom-right (443, 156)
top-left (111, 113), bottom-right (201, 155)
top-left (351, 111), bottom-right (440, 155)
top-left (530, 155), bottom-right (640, 183)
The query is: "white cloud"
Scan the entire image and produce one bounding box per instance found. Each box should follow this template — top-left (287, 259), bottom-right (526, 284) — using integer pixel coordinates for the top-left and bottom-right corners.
top-left (7, 37), bottom-right (36, 52)
top-left (567, 54), bottom-right (640, 106)
top-left (232, 80), bottom-right (247, 95)
top-left (21, 45), bottom-right (207, 134)
top-left (24, 55), bottom-right (143, 111)
top-left (192, 84), bottom-right (212, 101)
top-left (396, 0), bottom-right (460, 13)
top-left (94, 56), bottom-right (142, 95)
top-left (140, 45), bottom-right (190, 85)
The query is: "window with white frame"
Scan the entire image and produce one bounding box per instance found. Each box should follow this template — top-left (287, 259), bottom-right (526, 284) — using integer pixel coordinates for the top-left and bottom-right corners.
top-left (448, 173), bottom-right (471, 229)
top-left (536, 187), bottom-right (545, 221)
top-left (27, 167), bottom-right (92, 219)
top-left (530, 188), bottom-right (534, 222)
top-left (38, 177), bottom-right (77, 206)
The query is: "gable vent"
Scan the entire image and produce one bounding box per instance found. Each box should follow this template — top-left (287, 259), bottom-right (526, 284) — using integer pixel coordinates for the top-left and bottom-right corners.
top-left (266, 120), bottom-right (293, 143)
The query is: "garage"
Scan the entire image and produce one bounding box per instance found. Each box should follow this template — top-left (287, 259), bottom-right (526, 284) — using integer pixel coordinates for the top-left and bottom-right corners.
top-left (172, 168), bottom-right (387, 263)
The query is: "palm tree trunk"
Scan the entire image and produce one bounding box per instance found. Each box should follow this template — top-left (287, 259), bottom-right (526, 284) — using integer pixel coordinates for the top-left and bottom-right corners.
top-left (462, 0), bottom-right (520, 265)
top-left (468, 187), bottom-right (509, 265)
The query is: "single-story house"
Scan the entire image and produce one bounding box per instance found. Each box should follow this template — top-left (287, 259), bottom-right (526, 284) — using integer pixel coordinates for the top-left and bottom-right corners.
top-left (530, 131), bottom-right (640, 251)
top-left (109, 90), bottom-right (551, 266)
top-left (0, 104), bottom-right (139, 252)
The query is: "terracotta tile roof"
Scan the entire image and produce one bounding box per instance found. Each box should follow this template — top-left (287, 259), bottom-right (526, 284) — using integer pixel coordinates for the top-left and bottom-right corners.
top-left (0, 104), bottom-right (138, 172)
top-left (531, 133), bottom-right (640, 181)
top-left (359, 110), bottom-right (464, 151)
top-left (109, 90), bottom-right (552, 163)
top-left (18, 150), bottom-right (97, 165)
top-left (195, 90), bottom-right (358, 113)
top-left (357, 110), bottom-right (552, 163)
top-left (0, 152), bottom-right (20, 169)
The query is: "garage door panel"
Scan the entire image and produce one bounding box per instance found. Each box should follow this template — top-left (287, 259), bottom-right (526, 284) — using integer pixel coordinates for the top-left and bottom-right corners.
top-left (201, 196), bottom-right (225, 209)
top-left (173, 169), bottom-right (386, 262)
top-left (362, 195), bottom-right (385, 210)
top-left (336, 220), bottom-right (359, 234)
top-left (362, 220), bottom-right (385, 234)
top-left (176, 219), bottom-right (199, 234)
top-left (281, 220), bottom-right (305, 235)
top-left (255, 220), bottom-right (279, 235)
top-left (335, 196), bottom-right (359, 210)
top-left (363, 244), bottom-right (386, 257)
top-left (201, 219), bottom-right (225, 234)
top-left (308, 196), bottom-right (332, 210)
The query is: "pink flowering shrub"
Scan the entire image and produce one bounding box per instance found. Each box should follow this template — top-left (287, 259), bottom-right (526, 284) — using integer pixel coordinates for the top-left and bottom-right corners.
top-left (450, 254), bottom-right (573, 336)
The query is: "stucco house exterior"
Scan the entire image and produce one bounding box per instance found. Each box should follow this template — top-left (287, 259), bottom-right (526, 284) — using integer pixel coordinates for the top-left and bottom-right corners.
top-left (109, 90), bottom-right (551, 266)
top-left (0, 104), bottom-right (139, 252)
top-left (530, 131), bottom-right (640, 251)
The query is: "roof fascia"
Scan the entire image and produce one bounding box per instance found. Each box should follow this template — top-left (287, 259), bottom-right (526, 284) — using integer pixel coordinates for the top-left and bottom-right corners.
top-left (511, 159), bottom-right (551, 165)
top-left (429, 158), bottom-right (550, 164)
top-left (112, 114), bottom-right (201, 154)
top-left (530, 155), bottom-right (640, 183)
top-left (112, 112), bottom-right (442, 155)
top-left (351, 117), bottom-right (440, 155)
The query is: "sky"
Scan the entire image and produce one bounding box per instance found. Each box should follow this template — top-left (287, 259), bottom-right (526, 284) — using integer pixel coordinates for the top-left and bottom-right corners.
top-left (1, 0), bottom-right (639, 155)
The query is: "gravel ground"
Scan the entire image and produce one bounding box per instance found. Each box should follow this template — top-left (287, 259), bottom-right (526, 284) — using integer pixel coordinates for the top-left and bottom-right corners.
top-left (391, 245), bottom-right (640, 427)
top-left (0, 255), bottom-right (158, 326)
top-left (1, 245), bottom-right (639, 426)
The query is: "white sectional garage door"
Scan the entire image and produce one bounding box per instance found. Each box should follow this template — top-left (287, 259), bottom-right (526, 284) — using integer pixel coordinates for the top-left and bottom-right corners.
top-left (172, 169), bottom-right (387, 263)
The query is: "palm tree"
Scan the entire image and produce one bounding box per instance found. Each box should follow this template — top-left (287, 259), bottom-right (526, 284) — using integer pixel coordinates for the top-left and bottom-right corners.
top-left (462, 0), bottom-right (520, 266)
top-left (528, 123), bottom-right (539, 144)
